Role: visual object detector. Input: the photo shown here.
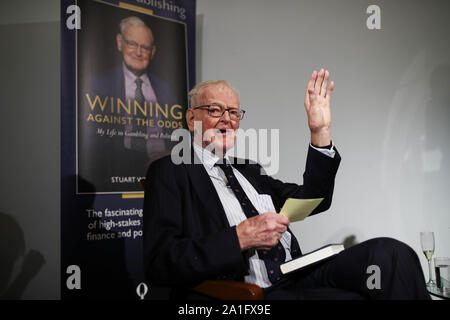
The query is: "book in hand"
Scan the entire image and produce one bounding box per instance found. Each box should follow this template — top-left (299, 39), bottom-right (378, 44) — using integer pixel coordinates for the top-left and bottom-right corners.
top-left (280, 244), bottom-right (345, 275)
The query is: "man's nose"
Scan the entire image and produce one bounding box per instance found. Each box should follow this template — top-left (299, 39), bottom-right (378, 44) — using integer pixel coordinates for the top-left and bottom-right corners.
top-left (220, 109), bottom-right (231, 122)
top-left (135, 46), bottom-right (142, 56)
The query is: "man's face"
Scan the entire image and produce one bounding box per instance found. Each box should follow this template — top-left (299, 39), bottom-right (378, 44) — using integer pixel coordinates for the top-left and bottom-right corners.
top-left (187, 85), bottom-right (241, 155)
top-left (116, 25), bottom-right (156, 76)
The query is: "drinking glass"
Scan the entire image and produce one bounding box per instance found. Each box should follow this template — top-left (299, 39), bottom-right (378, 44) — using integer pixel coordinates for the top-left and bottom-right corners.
top-left (420, 231), bottom-right (435, 287)
top-left (434, 257), bottom-right (450, 293)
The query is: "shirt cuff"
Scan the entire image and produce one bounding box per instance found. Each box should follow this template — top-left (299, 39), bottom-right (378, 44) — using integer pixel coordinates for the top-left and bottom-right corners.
top-left (309, 142), bottom-right (336, 158)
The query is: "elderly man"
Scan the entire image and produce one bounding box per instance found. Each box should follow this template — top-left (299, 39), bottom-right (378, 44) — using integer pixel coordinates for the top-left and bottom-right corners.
top-left (116, 16), bottom-right (157, 78)
top-left (113, 16), bottom-right (169, 159)
top-left (143, 71), bottom-right (429, 299)
top-left (81, 16), bottom-right (175, 192)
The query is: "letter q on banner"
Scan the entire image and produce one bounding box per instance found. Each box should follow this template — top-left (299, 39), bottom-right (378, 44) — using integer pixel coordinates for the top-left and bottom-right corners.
top-left (136, 282), bottom-right (149, 300)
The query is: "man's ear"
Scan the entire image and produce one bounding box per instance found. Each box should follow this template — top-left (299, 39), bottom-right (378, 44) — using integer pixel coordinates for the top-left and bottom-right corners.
top-left (116, 33), bottom-right (123, 51)
top-left (186, 108), bottom-right (195, 132)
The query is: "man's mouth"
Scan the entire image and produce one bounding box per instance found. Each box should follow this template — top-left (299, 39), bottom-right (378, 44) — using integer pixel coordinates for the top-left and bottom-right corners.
top-left (217, 129), bottom-right (231, 135)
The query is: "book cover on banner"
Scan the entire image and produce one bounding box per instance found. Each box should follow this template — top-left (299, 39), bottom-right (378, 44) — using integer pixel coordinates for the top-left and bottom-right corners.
top-left (76, 0), bottom-right (190, 194)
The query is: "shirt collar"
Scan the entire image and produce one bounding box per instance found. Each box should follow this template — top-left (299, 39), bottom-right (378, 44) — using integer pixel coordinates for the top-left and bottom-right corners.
top-left (122, 62), bottom-right (150, 87)
top-left (192, 141), bottom-right (231, 171)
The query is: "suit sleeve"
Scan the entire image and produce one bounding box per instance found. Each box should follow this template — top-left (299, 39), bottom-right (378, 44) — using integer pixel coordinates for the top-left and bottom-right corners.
top-left (143, 159), bottom-right (249, 287)
top-left (261, 145), bottom-right (341, 216)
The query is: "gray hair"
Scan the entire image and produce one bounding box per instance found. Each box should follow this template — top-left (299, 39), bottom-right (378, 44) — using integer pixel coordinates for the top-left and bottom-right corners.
top-left (119, 16), bottom-right (154, 41)
top-left (188, 80), bottom-right (239, 107)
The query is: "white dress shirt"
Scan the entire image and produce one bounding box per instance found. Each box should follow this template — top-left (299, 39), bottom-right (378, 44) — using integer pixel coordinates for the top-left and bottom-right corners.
top-left (123, 62), bottom-right (158, 104)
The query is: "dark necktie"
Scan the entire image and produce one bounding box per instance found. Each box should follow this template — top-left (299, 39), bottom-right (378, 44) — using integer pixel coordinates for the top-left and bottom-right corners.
top-left (131, 78), bottom-right (146, 152)
top-left (135, 78), bottom-right (145, 105)
top-left (215, 161), bottom-right (285, 284)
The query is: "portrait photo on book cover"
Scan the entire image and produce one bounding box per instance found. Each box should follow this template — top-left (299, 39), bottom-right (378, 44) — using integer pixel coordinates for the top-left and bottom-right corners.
top-left (76, 0), bottom-right (188, 194)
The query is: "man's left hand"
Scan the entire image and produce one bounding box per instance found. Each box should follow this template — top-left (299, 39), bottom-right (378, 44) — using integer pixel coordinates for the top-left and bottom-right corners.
top-left (304, 68), bottom-right (334, 147)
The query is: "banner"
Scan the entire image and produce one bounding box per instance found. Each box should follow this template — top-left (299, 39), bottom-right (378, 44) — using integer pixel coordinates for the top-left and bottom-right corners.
top-left (61, 0), bottom-right (195, 299)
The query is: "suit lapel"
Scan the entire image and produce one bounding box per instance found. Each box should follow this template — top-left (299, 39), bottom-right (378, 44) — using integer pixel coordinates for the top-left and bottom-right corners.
top-left (185, 152), bottom-right (230, 228)
top-left (117, 67), bottom-right (126, 101)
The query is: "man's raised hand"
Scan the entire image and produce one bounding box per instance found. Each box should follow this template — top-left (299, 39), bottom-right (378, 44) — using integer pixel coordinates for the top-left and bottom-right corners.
top-left (304, 68), bottom-right (334, 147)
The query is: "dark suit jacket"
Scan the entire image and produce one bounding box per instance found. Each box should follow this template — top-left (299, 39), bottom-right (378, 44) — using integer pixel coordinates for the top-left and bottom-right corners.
top-left (78, 65), bottom-right (177, 192)
top-left (143, 145), bottom-right (341, 295)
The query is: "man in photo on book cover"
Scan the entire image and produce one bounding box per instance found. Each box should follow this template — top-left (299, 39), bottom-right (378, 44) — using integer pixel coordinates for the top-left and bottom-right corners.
top-left (81, 16), bottom-right (177, 192)
top-left (143, 71), bottom-right (430, 300)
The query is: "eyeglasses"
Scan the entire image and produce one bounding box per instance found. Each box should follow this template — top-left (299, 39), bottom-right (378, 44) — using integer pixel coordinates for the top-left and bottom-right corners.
top-left (191, 104), bottom-right (246, 120)
top-left (122, 37), bottom-right (152, 54)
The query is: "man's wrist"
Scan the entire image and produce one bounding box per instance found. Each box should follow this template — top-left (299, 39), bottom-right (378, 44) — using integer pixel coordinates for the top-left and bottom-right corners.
top-left (235, 223), bottom-right (248, 251)
top-left (310, 127), bottom-right (331, 147)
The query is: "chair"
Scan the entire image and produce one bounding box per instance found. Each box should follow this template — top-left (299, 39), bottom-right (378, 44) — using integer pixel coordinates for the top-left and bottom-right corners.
top-left (192, 280), bottom-right (264, 300)
top-left (140, 178), bottom-right (364, 300)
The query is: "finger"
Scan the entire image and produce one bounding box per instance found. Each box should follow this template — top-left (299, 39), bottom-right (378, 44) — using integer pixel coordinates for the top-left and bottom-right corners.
top-left (314, 68), bottom-right (325, 94)
top-left (280, 214), bottom-right (290, 226)
top-left (325, 81), bottom-right (335, 100)
top-left (266, 222), bottom-right (286, 235)
top-left (304, 70), bottom-right (317, 107)
top-left (320, 70), bottom-right (330, 97)
top-left (309, 71), bottom-right (318, 94)
top-left (275, 215), bottom-right (290, 228)
top-left (276, 225), bottom-right (287, 234)
top-left (307, 70), bottom-right (317, 92)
